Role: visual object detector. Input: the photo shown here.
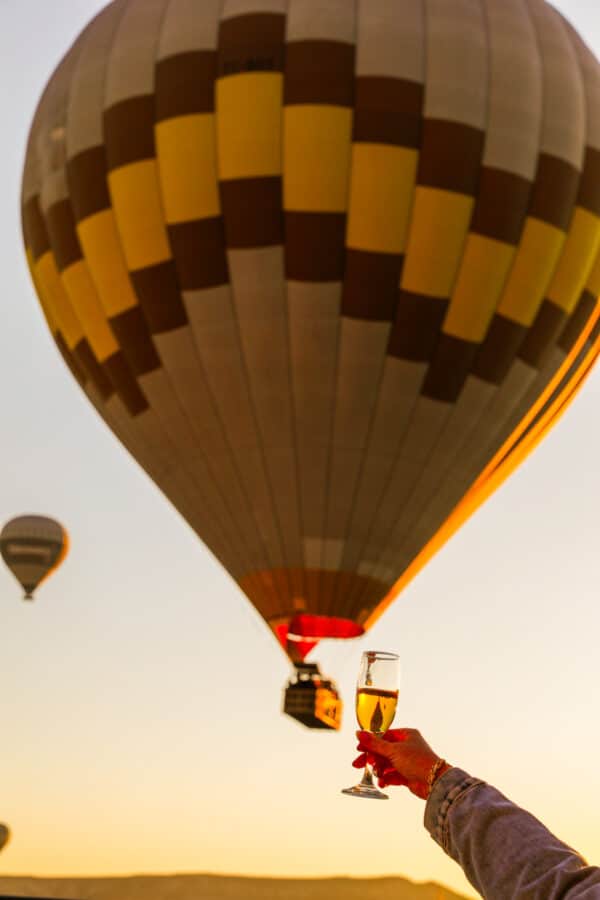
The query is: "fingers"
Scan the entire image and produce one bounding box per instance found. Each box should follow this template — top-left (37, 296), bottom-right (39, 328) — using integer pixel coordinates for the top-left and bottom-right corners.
top-left (356, 731), bottom-right (396, 757)
top-left (354, 749), bottom-right (394, 778)
top-left (378, 767), bottom-right (408, 789)
top-left (353, 751), bottom-right (381, 769)
top-left (378, 773), bottom-right (408, 789)
top-left (356, 728), bottom-right (414, 748)
top-left (381, 728), bottom-right (413, 744)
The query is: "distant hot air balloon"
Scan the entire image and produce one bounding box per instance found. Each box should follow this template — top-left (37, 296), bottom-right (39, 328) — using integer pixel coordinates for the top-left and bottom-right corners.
top-left (0, 823), bottom-right (10, 853)
top-left (21, 0), bottom-right (600, 727)
top-left (0, 516), bottom-right (68, 601)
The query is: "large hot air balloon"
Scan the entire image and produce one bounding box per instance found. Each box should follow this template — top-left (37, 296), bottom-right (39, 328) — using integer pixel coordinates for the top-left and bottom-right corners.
top-left (0, 516), bottom-right (68, 601)
top-left (21, 0), bottom-right (600, 728)
top-left (0, 823), bottom-right (10, 853)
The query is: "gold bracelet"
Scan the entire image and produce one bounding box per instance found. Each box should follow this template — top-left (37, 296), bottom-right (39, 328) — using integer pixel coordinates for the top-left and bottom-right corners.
top-left (426, 758), bottom-right (448, 795)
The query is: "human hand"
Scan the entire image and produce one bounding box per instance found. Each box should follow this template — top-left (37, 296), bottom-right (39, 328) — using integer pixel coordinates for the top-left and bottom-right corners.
top-left (353, 728), bottom-right (451, 800)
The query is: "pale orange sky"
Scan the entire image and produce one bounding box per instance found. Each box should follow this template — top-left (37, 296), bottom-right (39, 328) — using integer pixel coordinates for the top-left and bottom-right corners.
top-left (1, 3), bottom-right (600, 899)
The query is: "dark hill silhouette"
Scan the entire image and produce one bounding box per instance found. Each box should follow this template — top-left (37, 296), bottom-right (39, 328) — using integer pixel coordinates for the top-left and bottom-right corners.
top-left (0, 874), bottom-right (469, 900)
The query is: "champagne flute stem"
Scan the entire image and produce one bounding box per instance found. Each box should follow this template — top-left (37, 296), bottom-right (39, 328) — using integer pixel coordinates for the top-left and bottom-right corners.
top-left (360, 758), bottom-right (376, 788)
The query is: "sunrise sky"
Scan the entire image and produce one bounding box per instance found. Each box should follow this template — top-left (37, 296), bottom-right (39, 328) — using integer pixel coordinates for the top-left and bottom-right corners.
top-left (1, 3), bottom-right (599, 898)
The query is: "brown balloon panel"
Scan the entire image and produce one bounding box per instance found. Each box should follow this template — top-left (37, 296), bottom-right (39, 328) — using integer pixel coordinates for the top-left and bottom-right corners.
top-left (21, 0), bottom-right (600, 676)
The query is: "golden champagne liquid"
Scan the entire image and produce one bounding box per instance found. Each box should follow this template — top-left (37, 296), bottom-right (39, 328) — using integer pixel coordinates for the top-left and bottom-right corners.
top-left (356, 687), bottom-right (398, 733)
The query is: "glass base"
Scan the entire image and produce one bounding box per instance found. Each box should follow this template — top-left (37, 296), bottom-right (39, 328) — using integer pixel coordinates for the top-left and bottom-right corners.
top-left (341, 783), bottom-right (389, 800)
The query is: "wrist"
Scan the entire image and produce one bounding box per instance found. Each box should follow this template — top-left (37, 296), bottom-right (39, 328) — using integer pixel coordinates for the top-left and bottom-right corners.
top-left (426, 757), bottom-right (451, 796)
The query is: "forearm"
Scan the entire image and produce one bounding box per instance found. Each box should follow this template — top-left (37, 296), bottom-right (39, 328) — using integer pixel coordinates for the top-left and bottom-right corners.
top-left (424, 768), bottom-right (600, 899)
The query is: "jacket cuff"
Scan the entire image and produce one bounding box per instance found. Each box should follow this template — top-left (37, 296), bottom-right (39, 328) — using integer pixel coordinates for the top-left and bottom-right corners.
top-left (424, 767), bottom-right (483, 852)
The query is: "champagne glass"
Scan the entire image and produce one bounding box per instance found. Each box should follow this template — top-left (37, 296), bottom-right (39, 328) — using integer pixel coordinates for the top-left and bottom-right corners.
top-left (342, 650), bottom-right (400, 799)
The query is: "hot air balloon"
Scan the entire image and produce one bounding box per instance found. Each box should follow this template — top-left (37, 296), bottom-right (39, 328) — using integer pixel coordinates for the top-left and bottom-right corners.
top-left (0, 516), bottom-right (68, 601)
top-left (0, 824), bottom-right (10, 853)
top-left (21, 0), bottom-right (600, 728)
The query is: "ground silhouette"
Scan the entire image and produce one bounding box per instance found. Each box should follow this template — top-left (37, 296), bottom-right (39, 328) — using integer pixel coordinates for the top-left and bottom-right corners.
top-left (0, 874), bottom-right (469, 900)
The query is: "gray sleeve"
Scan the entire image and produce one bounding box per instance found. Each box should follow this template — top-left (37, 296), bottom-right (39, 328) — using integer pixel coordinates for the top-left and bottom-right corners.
top-left (423, 768), bottom-right (600, 899)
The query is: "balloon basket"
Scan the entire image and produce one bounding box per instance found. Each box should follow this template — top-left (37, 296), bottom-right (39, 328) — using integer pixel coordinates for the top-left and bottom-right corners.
top-left (283, 662), bottom-right (342, 730)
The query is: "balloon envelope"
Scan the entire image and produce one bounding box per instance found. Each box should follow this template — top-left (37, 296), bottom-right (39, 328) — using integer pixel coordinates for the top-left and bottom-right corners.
top-left (0, 516), bottom-right (68, 600)
top-left (21, 0), bottom-right (600, 658)
top-left (0, 823), bottom-right (10, 852)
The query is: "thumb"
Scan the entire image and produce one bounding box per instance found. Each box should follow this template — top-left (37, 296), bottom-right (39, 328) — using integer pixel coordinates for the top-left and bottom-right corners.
top-left (356, 731), bottom-right (395, 758)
